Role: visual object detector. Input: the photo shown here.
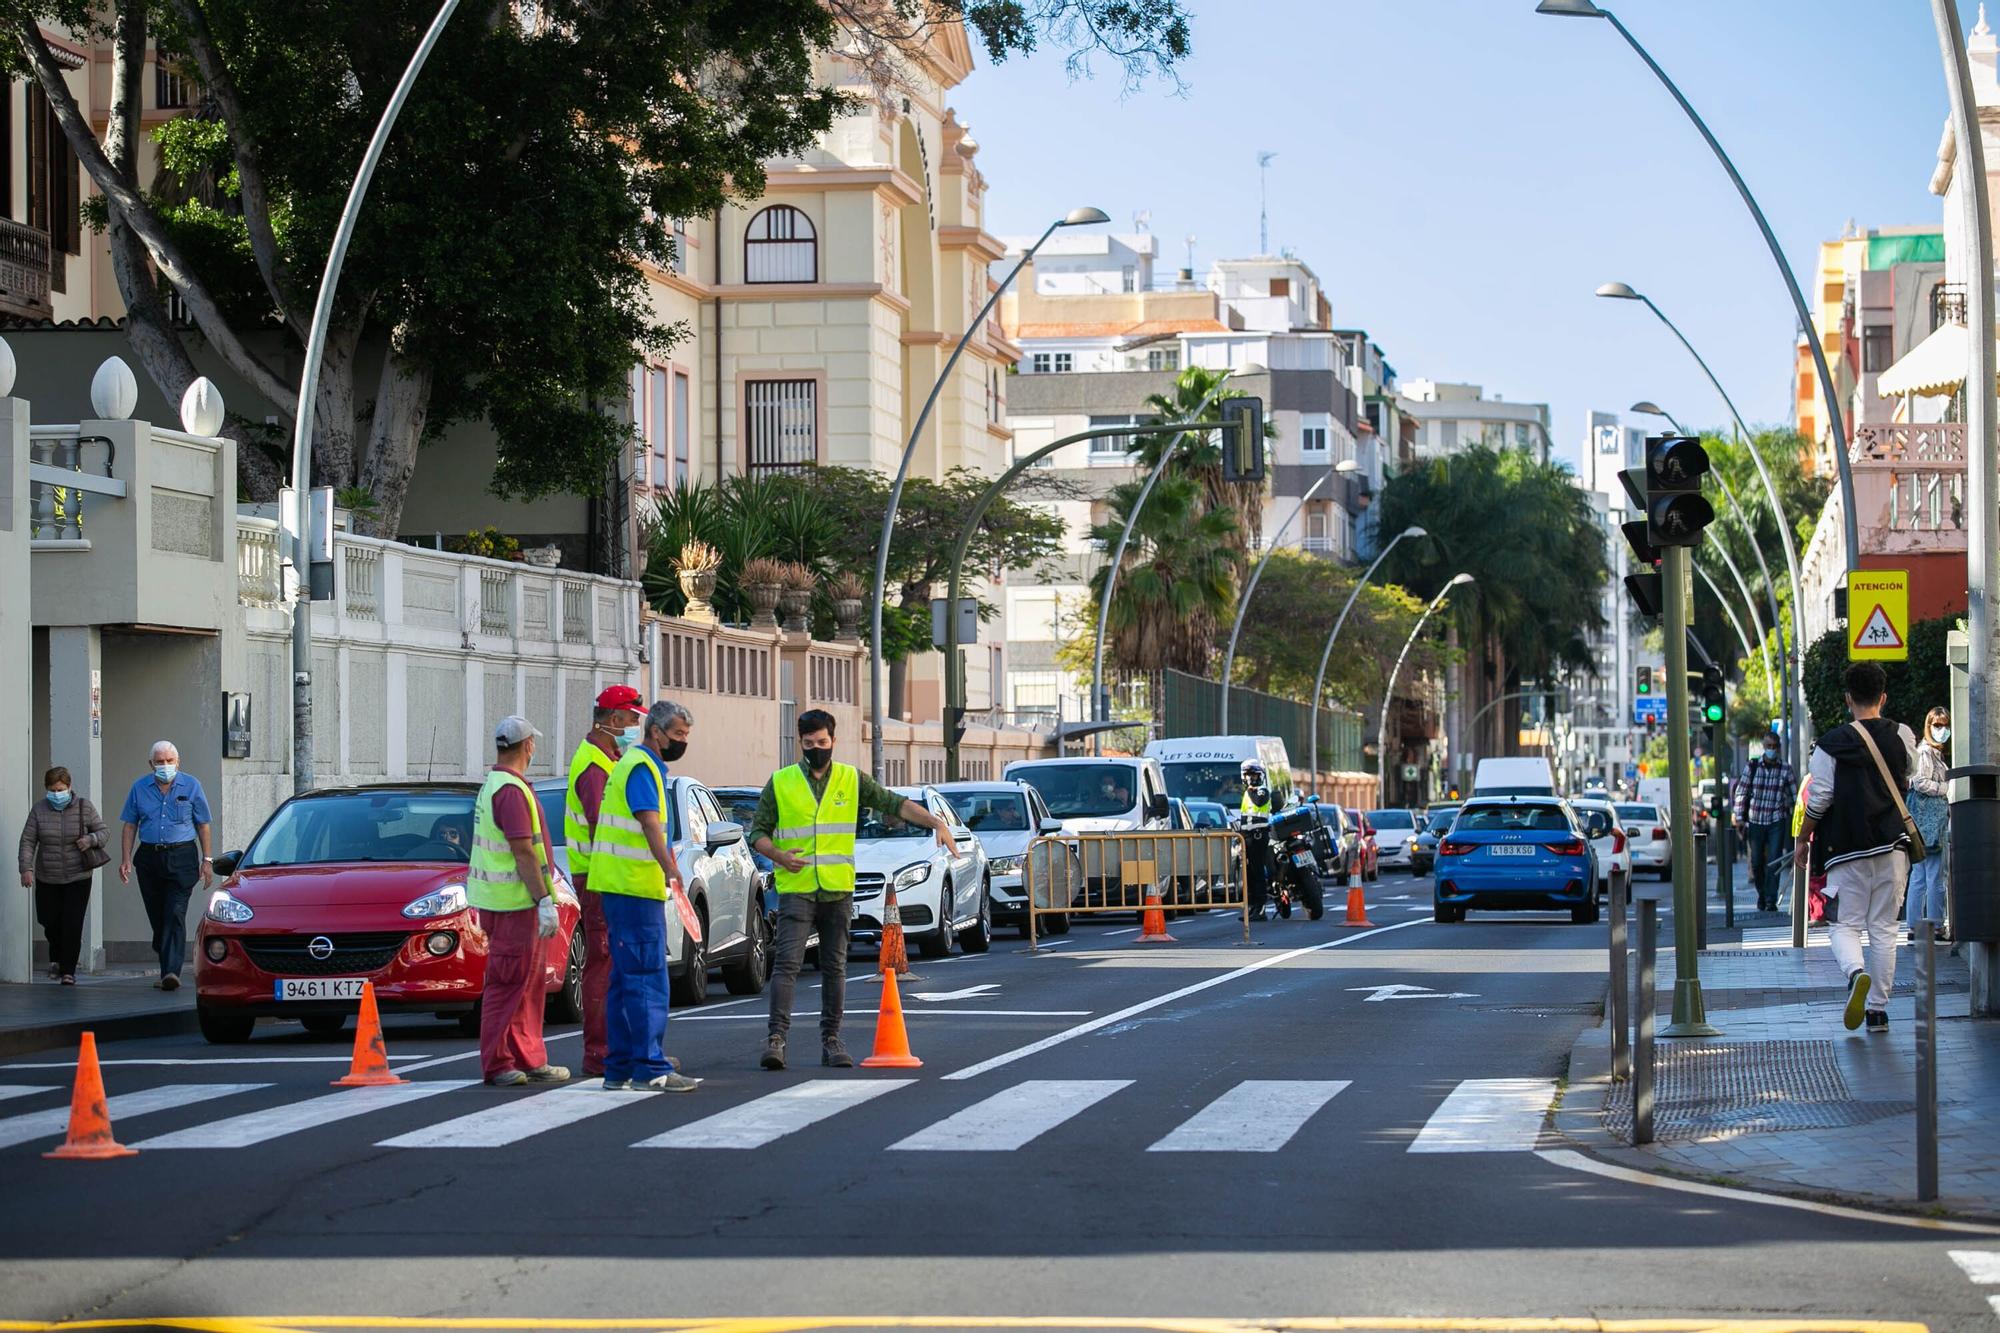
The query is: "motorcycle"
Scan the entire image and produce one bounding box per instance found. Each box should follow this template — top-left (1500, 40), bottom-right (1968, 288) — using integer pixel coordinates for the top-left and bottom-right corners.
top-left (1237, 806), bottom-right (1326, 921)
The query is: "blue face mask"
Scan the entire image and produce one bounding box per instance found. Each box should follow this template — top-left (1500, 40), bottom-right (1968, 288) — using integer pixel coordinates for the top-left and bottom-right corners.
top-left (154, 762), bottom-right (178, 782)
top-left (618, 726), bottom-right (642, 749)
top-left (46, 790), bottom-right (72, 810)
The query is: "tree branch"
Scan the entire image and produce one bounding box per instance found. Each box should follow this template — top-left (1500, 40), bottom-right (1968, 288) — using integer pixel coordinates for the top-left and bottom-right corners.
top-left (13, 17), bottom-right (299, 417)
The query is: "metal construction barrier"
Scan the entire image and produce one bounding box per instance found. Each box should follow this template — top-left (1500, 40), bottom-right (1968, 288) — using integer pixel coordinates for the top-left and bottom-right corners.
top-left (1023, 830), bottom-right (1250, 948)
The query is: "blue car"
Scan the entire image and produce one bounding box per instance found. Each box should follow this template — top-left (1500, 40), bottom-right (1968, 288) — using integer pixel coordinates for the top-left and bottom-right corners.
top-left (1431, 797), bottom-right (1601, 925)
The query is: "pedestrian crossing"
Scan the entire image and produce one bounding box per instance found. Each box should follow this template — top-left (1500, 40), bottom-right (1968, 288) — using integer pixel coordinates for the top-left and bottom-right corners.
top-left (0, 1073), bottom-right (1560, 1158)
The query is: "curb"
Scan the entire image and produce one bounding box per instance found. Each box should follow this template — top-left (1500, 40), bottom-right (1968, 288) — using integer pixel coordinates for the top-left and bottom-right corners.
top-left (0, 1005), bottom-right (200, 1060)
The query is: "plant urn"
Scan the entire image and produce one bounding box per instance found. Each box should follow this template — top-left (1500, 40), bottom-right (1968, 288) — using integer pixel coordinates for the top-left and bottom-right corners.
top-left (678, 568), bottom-right (719, 622)
top-left (745, 582), bottom-right (783, 631)
top-left (833, 598), bottom-right (864, 642)
top-left (779, 586), bottom-right (813, 634)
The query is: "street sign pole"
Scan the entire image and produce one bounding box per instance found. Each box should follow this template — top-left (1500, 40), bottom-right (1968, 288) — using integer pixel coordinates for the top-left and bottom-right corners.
top-left (1662, 545), bottom-right (1718, 1036)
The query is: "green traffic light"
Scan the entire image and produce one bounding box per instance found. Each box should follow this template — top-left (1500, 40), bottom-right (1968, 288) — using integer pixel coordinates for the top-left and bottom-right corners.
top-left (1704, 702), bottom-right (1724, 723)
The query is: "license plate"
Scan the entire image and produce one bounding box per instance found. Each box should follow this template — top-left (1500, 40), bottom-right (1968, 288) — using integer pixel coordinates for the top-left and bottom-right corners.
top-left (1488, 845), bottom-right (1536, 857)
top-left (275, 977), bottom-right (366, 1001)
top-left (1290, 850), bottom-right (1318, 867)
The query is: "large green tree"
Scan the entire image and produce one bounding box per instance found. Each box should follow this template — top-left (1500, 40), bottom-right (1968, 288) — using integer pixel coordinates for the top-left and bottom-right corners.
top-left (1226, 549), bottom-right (1439, 709)
top-left (8, 0), bottom-right (1192, 534)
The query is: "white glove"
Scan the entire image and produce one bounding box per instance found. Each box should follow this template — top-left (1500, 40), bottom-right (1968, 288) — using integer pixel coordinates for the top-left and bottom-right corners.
top-left (536, 895), bottom-right (559, 939)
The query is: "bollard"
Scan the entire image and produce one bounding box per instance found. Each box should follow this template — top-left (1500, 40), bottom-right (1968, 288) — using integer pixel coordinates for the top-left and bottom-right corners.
top-left (1917, 919), bottom-right (1939, 1203)
top-left (1634, 896), bottom-right (1657, 1146)
top-left (1720, 819), bottom-right (1735, 930)
top-left (1608, 867), bottom-right (1630, 1081)
top-left (1693, 830), bottom-right (1708, 952)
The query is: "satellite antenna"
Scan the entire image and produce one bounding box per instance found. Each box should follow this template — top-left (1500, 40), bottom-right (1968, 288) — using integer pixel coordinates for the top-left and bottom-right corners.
top-left (1184, 232), bottom-right (1197, 276)
top-left (1257, 150), bottom-right (1277, 254)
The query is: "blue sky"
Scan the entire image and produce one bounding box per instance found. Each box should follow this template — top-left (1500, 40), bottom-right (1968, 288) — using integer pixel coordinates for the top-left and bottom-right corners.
top-left (950, 0), bottom-right (1958, 472)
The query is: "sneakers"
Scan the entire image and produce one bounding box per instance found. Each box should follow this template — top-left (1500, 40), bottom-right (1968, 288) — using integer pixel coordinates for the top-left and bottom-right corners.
top-left (641, 1072), bottom-right (702, 1092)
top-left (1843, 970), bottom-right (1871, 1031)
top-left (821, 1037), bottom-right (854, 1069)
top-left (486, 1069), bottom-right (530, 1088)
top-left (760, 1035), bottom-right (787, 1071)
top-left (161, 974), bottom-right (180, 992)
top-left (524, 1064), bottom-right (570, 1084)
top-left (1865, 1010), bottom-right (1889, 1032)
top-left (599, 1077), bottom-right (633, 1091)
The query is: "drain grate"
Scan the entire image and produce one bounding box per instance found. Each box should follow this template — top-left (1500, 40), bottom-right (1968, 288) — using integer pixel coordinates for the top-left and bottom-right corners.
top-left (1469, 1003), bottom-right (1605, 1016)
top-left (1602, 1039), bottom-right (1914, 1143)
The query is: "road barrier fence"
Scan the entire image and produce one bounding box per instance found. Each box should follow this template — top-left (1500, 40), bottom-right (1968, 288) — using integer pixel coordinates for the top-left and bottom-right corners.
top-left (1023, 830), bottom-right (1251, 948)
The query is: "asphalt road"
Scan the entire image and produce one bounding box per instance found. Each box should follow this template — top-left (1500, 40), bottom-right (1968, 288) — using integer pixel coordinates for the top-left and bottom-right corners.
top-left (0, 870), bottom-right (1993, 1332)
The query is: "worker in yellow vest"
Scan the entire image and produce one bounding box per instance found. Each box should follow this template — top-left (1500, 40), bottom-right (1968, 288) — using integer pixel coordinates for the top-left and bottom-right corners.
top-left (592, 700), bottom-right (701, 1092)
top-left (749, 708), bottom-right (955, 1071)
top-left (564, 683), bottom-right (645, 1079)
top-left (468, 716), bottom-right (570, 1088)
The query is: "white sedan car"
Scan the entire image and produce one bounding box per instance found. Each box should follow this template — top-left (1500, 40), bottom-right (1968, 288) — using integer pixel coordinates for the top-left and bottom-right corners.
top-left (1570, 796), bottom-right (1630, 897)
top-left (851, 785), bottom-right (991, 958)
top-left (1366, 808), bottom-right (1422, 871)
top-left (533, 774), bottom-right (767, 1007)
top-left (1616, 801), bottom-right (1673, 879)
top-left (934, 780), bottom-right (1067, 938)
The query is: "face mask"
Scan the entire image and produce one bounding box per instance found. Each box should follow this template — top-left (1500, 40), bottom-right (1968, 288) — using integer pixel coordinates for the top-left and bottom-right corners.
top-left (802, 745), bottom-right (834, 772)
top-left (154, 763), bottom-right (178, 782)
top-left (661, 739), bottom-right (688, 763)
top-left (1763, 748), bottom-right (1777, 760)
top-left (618, 725), bottom-right (642, 749)
top-left (1932, 726), bottom-right (1951, 744)
top-left (46, 790), bottom-right (72, 809)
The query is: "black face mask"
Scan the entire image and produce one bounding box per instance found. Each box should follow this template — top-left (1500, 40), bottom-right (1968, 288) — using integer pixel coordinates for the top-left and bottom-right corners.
top-left (660, 738), bottom-right (688, 763)
top-left (802, 745), bottom-right (834, 772)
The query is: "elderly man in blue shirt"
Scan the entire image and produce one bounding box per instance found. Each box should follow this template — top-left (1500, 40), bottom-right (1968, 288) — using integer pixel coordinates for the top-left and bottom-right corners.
top-left (117, 740), bottom-right (213, 990)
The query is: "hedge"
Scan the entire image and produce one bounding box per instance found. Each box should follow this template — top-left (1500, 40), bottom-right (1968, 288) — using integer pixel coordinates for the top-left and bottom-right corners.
top-left (1801, 615), bottom-right (1957, 738)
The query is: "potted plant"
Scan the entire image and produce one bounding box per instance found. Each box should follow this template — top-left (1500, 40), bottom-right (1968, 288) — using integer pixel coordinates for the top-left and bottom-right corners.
top-left (829, 570), bottom-right (867, 642)
top-left (674, 540), bottom-right (723, 622)
top-left (777, 561), bottom-right (817, 634)
top-left (447, 526), bottom-right (521, 562)
top-left (740, 556), bottom-right (787, 631)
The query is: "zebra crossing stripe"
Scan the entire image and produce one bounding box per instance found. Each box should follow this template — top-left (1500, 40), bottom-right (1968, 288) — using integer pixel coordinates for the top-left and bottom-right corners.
top-left (889, 1079), bottom-right (1129, 1152)
top-left (1147, 1080), bottom-right (1350, 1153)
top-left (0, 1086), bottom-right (55, 1105)
top-left (0, 1082), bottom-right (267, 1150)
top-left (1407, 1077), bottom-right (1557, 1153)
top-left (135, 1080), bottom-right (477, 1149)
top-left (380, 1082), bottom-right (659, 1149)
top-left (635, 1080), bottom-right (915, 1150)
top-left (1948, 1250), bottom-right (2000, 1283)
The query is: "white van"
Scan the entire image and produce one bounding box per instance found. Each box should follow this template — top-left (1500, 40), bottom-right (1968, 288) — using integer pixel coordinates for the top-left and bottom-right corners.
top-left (1143, 736), bottom-right (1293, 810)
top-left (1001, 756), bottom-right (1172, 834)
top-left (1471, 756), bottom-right (1558, 798)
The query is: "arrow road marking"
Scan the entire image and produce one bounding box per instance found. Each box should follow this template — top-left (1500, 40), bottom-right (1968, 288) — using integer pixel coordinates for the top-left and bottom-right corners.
top-left (1345, 984), bottom-right (1478, 1002)
top-left (913, 983), bottom-right (1000, 1003)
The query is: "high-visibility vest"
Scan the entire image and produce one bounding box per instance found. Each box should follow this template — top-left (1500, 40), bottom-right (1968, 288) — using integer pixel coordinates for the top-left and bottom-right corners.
top-left (467, 768), bottom-right (549, 912)
top-left (1240, 791), bottom-right (1273, 817)
top-left (563, 737), bottom-right (617, 883)
top-left (771, 762), bottom-right (859, 895)
top-left (592, 745), bottom-right (668, 900)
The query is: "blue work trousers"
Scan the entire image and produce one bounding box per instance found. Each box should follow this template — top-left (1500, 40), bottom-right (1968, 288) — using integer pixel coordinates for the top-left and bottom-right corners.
top-left (600, 890), bottom-right (673, 1083)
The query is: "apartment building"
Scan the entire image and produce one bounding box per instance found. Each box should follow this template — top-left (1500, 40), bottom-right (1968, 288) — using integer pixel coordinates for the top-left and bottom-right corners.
top-left (1399, 379), bottom-right (1554, 464)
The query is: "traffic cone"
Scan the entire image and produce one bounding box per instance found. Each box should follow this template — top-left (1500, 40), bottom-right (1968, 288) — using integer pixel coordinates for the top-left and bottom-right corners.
top-left (1343, 869), bottom-right (1376, 928)
top-left (859, 967), bottom-right (922, 1068)
top-left (878, 888), bottom-right (910, 977)
top-left (43, 1032), bottom-right (136, 1160)
top-left (332, 981), bottom-right (406, 1087)
top-left (1137, 890), bottom-right (1176, 943)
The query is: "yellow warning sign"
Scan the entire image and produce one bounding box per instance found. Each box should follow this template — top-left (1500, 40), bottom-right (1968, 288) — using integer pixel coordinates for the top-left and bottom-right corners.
top-left (1848, 569), bottom-right (1909, 662)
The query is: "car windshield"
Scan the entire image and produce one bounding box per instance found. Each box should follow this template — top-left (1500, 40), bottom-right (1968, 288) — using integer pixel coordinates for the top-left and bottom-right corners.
top-left (1368, 810), bottom-right (1415, 829)
top-left (858, 802), bottom-right (932, 840)
top-left (1011, 764), bottom-right (1139, 819)
top-left (1616, 804), bottom-right (1660, 821)
top-left (714, 790), bottom-right (761, 828)
top-left (1426, 808), bottom-right (1460, 830)
top-left (1455, 804), bottom-right (1572, 833)
top-left (941, 790), bottom-right (1030, 832)
top-left (1158, 760), bottom-right (1245, 806)
top-left (243, 790), bottom-right (477, 868)
top-left (1186, 803), bottom-right (1229, 829)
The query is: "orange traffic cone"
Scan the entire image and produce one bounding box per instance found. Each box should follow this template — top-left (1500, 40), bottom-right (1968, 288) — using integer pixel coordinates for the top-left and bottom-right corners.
top-left (44, 1032), bottom-right (136, 1161)
top-left (1137, 890), bottom-right (1176, 943)
top-left (1343, 871), bottom-right (1376, 928)
top-left (333, 981), bottom-right (406, 1087)
top-left (859, 967), bottom-right (922, 1068)
top-left (878, 888), bottom-right (910, 977)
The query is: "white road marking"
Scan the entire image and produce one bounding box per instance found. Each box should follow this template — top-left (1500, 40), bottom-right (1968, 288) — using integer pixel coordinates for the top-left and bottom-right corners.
top-left (1949, 1250), bottom-right (2000, 1283)
top-left (0, 1085), bottom-right (56, 1103)
top-left (1103, 927), bottom-right (1141, 937)
top-left (888, 1078), bottom-right (1129, 1152)
top-left (1147, 1079), bottom-right (1350, 1153)
top-left (134, 1079), bottom-right (476, 1148)
top-left (1408, 1078), bottom-right (1558, 1153)
top-left (676, 1009), bottom-right (1089, 1021)
top-left (1346, 984), bottom-right (1477, 1001)
top-left (1028, 938), bottom-right (1075, 949)
top-left (636, 1079), bottom-right (912, 1150)
top-left (911, 983), bottom-right (1000, 1002)
top-left (0, 1082), bottom-right (266, 1150)
top-left (945, 915), bottom-right (1431, 1081)
top-left (379, 1081), bottom-right (660, 1148)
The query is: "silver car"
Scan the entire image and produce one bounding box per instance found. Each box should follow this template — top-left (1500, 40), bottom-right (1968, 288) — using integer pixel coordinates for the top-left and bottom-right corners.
top-left (935, 780), bottom-right (1067, 937)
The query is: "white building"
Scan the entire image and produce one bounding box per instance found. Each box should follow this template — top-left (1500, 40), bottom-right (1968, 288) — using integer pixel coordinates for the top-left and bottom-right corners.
top-left (1400, 379), bottom-right (1554, 464)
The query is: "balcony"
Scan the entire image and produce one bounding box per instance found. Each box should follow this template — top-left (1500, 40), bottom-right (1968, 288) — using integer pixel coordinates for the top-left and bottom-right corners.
top-left (1930, 283), bottom-right (1966, 331)
top-left (0, 219), bottom-right (52, 322)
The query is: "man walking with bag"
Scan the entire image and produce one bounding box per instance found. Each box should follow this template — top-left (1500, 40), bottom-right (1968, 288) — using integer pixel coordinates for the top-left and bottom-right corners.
top-left (1794, 663), bottom-right (1920, 1033)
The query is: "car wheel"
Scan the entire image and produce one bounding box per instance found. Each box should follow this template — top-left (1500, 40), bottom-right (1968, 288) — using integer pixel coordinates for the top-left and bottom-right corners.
top-left (1044, 911), bottom-right (1071, 936)
top-left (670, 904), bottom-right (709, 1007)
top-left (919, 882), bottom-right (956, 958)
top-left (721, 895), bottom-right (771, 995)
top-left (300, 1013), bottom-right (347, 1038)
top-left (1432, 903), bottom-right (1460, 924)
top-left (1572, 899), bottom-right (1602, 925)
top-left (198, 1005), bottom-right (255, 1045)
top-left (960, 880), bottom-right (992, 954)
top-left (547, 920), bottom-right (587, 1023)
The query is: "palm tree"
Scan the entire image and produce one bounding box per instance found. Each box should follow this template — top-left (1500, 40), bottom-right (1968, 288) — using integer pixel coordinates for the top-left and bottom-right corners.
top-left (1134, 365), bottom-right (1269, 554)
top-left (1087, 472), bottom-right (1241, 674)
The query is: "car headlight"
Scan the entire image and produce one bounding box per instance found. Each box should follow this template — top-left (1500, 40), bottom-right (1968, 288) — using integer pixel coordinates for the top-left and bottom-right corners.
top-left (204, 889), bottom-right (254, 924)
top-left (989, 855), bottom-right (1024, 875)
top-left (402, 883), bottom-right (469, 920)
top-left (892, 862), bottom-right (931, 891)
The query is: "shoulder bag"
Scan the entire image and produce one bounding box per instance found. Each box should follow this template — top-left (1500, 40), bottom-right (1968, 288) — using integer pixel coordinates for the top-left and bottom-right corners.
top-left (1848, 722), bottom-right (1926, 864)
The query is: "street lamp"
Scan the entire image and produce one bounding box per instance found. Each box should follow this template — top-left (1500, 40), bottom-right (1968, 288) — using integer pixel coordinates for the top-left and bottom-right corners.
top-left (868, 205), bottom-right (1109, 779)
top-left (1541, 0), bottom-right (1858, 574)
top-left (1218, 469), bottom-right (1344, 731)
top-left (1377, 573), bottom-right (1473, 807)
top-left (1305, 523), bottom-right (1427, 791)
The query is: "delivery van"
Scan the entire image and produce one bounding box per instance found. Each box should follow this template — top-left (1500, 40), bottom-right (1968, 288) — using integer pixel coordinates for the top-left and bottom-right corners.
top-left (1143, 735), bottom-right (1294, 809)
top-left (1471, 756), bottom-right (1558, 798)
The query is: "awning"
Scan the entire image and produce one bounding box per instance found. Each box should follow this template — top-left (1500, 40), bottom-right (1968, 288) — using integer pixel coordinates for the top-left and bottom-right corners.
top-left (1875, 319), bottom-right (1995, 398)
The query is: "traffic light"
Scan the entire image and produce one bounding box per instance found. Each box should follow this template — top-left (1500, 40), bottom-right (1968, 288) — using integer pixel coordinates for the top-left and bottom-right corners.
top-left (1700, 664), bottom-right (1725, 725)
top-left (1619, 435), bottom-right (1715, 549)
top-left (1620, 519), bottom-right (1663, 618)
top-left (1636, 665), bottom-right (1653, 696)
top-left (1219, 397), bottom-right (1265, 485)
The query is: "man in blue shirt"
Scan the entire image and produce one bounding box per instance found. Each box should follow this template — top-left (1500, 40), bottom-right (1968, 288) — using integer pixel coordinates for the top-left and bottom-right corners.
top-left (118, 740), bottom-right (213, 990)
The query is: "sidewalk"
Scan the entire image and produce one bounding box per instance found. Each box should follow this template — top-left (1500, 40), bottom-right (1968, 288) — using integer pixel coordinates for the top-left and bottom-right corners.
top-left (1559, 861), bottom-right (2000, 1220)
top-left (0, 970), bottom-right (196, 1058)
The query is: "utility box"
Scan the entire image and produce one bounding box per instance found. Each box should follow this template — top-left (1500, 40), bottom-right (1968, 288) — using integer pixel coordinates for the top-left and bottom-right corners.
top-left (1948, 764), bottom-right (2000, 943)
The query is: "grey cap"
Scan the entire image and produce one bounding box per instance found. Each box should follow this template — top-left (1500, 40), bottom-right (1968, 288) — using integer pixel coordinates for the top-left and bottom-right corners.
top-left (494, 715), bottom-right (541, 748)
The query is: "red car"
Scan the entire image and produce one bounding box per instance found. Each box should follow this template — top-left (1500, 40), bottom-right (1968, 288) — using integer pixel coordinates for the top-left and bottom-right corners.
top-left (195, 784), bottom-right (583, 1044)
top-left (1344, 808), bottom-right (1380, 882)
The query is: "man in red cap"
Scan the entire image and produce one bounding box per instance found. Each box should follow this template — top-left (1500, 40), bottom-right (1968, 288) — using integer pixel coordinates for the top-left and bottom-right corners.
top-left (564, 684), bottom-right (645, 1078)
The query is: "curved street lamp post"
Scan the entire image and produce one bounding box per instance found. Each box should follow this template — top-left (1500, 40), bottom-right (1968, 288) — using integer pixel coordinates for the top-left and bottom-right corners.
top-left (1378, 574), bottom-right (1474, 807)
top-left (868, 206), bottom-right (1109, 780)
top-left (1305, 525), bottom-right (1428, 791)
top-left (1217, 468), bottom-right (1343, 732)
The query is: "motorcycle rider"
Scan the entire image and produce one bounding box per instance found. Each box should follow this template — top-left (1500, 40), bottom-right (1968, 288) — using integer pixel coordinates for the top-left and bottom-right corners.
top-left (1238, 762), bottom-right (1274, 817)
top-left (1237, 762), bottom-right (1278, 915)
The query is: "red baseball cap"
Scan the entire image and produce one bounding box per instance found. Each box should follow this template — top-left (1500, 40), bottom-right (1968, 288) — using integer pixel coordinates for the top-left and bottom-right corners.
top-left (595, 684), bottom-right (644, 711)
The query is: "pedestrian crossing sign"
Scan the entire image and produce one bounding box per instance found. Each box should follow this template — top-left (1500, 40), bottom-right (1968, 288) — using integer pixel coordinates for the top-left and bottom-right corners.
top-left (1846, 569), bottom-right (1909, 662)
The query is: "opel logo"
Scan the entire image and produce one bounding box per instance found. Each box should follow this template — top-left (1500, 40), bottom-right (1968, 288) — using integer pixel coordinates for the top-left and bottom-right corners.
top-left (307, 936), bottom-right (335, 961)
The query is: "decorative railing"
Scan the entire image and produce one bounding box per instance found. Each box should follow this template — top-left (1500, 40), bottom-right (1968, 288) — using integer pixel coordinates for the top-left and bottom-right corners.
top-left (561, 581), bottom-right (590, 643)
top-left (479, 570), bottom-right (511, 634)
top-left (0, 218), bottom-right (52, 320)
top-left (26, 432), bottom-right (123, 543)
top-left (1885, 469), bottom-right (1966, 533)
top-left (237, 519), bottom-right (283, 605)
top-left (1850, 421), bottom-right (1965, 466)
top-left (1931, 283), bottom-right (1966, 330)
top-left (343, 546), bottom-right (380, 621)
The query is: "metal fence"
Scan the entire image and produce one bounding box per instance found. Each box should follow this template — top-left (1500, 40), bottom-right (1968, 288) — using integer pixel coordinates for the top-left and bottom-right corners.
top-left (1159, 670), bottom-right (1366, 772)
top-left (1023, 830), bottom-right (1250, 946)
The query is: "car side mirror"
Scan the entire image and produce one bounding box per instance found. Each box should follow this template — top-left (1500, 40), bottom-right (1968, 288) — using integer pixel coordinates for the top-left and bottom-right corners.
top-left (705, 820), bottom-right (745, 852)
top-left (1147, 793), bottom-right (1169, 821)
top-left (1038, 818), bottom-right (1063, 835)
top-left (212, 850), bottom-right (242, 877)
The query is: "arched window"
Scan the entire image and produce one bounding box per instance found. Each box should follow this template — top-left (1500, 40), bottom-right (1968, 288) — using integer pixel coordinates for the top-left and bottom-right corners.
top-left (744, 205), bottom-right (817, 283)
